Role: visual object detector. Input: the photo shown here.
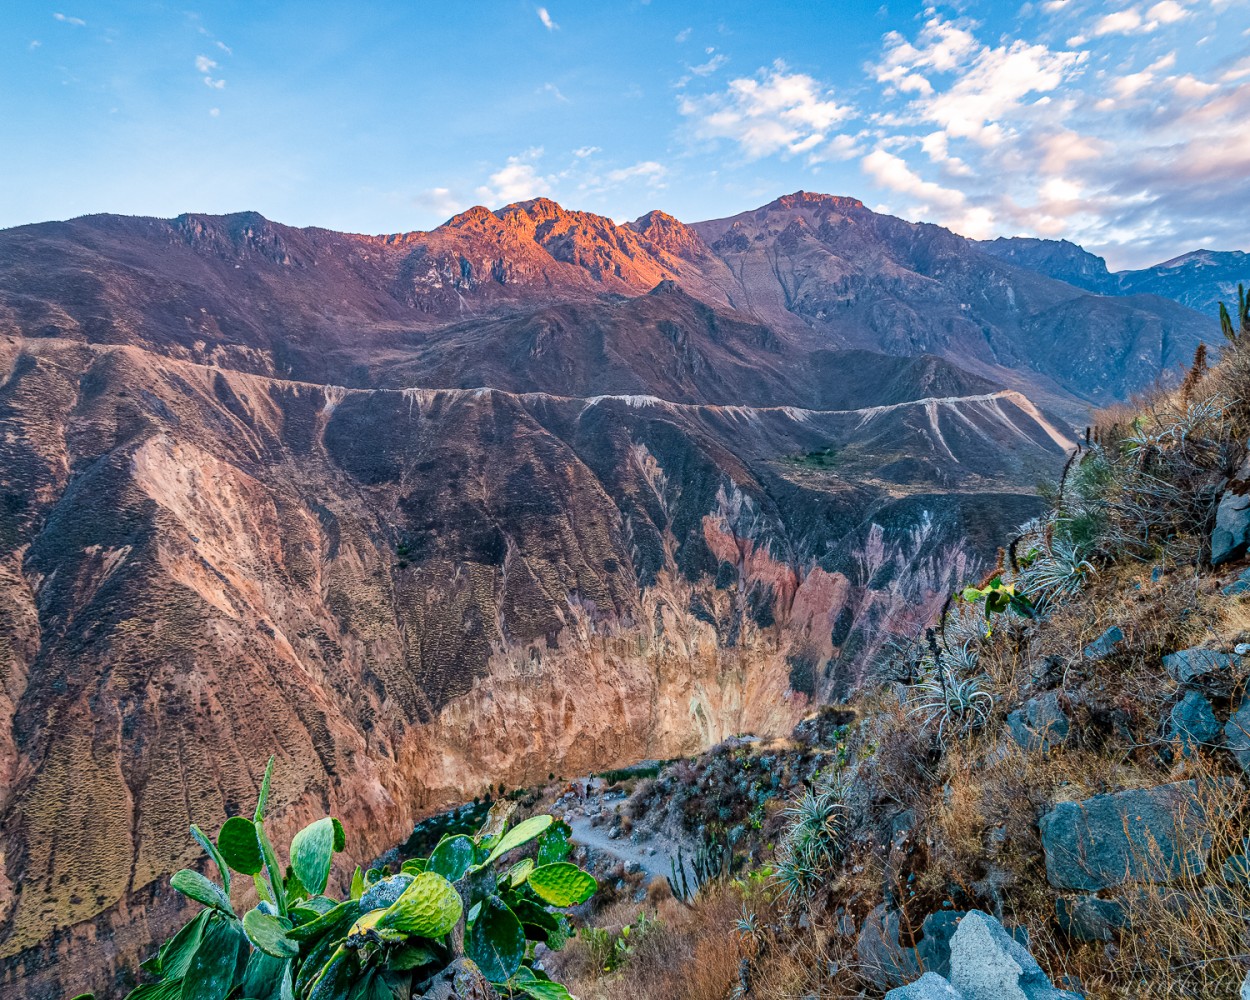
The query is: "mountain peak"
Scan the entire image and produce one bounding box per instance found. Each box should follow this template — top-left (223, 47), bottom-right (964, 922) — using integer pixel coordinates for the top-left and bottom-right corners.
top-left (629, 209), bottom-right (710, 261)
top-left (766, 191), bottom-right (866, 213)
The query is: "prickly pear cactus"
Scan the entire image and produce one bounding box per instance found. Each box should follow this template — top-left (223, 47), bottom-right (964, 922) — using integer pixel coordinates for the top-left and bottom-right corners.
top-left (122, 759), bottom-right (595, 1000)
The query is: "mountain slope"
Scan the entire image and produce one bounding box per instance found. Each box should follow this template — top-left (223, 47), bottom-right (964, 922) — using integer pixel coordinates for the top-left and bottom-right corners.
top-left (1117, 249), bottom-right (1250, 316)
top-left (688, 192), bottom-right (1210, 405)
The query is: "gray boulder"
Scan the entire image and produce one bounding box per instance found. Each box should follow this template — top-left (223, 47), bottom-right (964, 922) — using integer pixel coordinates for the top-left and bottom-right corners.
top-left (857, 903), bottom-right (921, 988)
top-left (1223, 568), bottom-right (1250, 596)
top-left (917, 910), bottom-right (966, 979)
top-left (1225, 697), bottom-right (1250, 773)
top-left (1223, 840), bottom-right (1250, 885)
top-left (1082, 626), bottom-right (1123, 661)
top-left (1212, 462), bottom-right (1250, 565)
top-left (1031, 654), bottom-right (1065, 689)
top-left (1008, 692), bottom-right (1070, 752)
top-left (1054, 894), bottom-right (1126, 941)
top-left (1162, 647), bottom-right (1234, 694)
top-left (948, 911), bottom-right (1081, 1000)
top-left (886, 972), bottom-right (965, 999)
top-left (1168, 690), bottom-right (1221, 755)
top-left (1039, 781), bottom-right (1224, 891)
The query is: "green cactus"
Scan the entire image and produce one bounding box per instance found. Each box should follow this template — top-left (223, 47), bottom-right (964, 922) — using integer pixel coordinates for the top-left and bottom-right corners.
top-left (1220, 283), bottom-right (1250, 344)
top-left (124, 757), bottom-right (595, 1000)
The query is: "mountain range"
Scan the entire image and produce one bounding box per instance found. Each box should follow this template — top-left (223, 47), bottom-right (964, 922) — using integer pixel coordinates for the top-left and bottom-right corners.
top-left (977, 235), bottom-right (1248, 317)
top-left (0, 191), bottom-right (1237, 998)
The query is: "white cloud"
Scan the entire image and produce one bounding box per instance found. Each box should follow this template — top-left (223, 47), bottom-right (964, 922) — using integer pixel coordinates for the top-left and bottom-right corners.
top-left (537, 7), bottom-right (558, 31)
top-left (53, 12), bottom-right (85, 26)
top-left (196, 54), bottom-right (226, 88)
top-left (1148, 0), bottom-right (1190, 23)
top-left (1113, 70), bottom-right (1154, 97)
top-left (679, 64), bottom-right (854, 159)
top-left (415, 187), bottom-right (466, 218)
top-left (542, 82), bottom-right (569, 102)
top-left (675, 27), bottom-right (692, 43)
top-left (476, 149), bottom-right (551, 205)
top-left (29, 40), bottom-right (41, 50)
top-left (209, 107), bottom-right (220, 117)
top-left (689, 52), bottom-right (727, 76)
top-left (606, 161), bottom-right (667, 186)
top-left (839, 1), bottom-right (1250, 265)
top-left (862, 148), bottom-right (968, 211)
top-left (216, 40), bottom-right (233, 55)
top-left (572, 145), bottom-right (600, 158)
top-left (1092, 8), bottom-right (1159, 36)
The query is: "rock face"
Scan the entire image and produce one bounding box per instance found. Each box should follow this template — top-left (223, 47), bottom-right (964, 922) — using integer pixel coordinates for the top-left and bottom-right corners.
top-left (0, 192), bottom-right (1206, 997)
top-left (1224, 698), bottom-right (1250, 773)
top-left (1081, 626), bottom-right (1123, 661)
top-left (1169, 691), bottom-right (1221, 755)
top-left (886, 911), bottom-right (1081, 1000)
top-left (1007, 692), bottom-right (1070, 752)
top-left (1039, 781), bottom-right (1225, 891)
top-left (1212, 455), bottom-right (1250, 565)
top-left (948, 912), bottom-right (1080, 1000)
top-left (1054, 894), bottom-right (1126, 942)
top-left (1162, 647), bottom-right (1236, 694)
top-left (858, 903), bottom-right (922, 988)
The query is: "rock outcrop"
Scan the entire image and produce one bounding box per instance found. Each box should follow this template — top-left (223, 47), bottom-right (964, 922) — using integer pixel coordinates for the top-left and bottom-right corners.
top-left (1039, 780), bottom-right (1227, 891)
top-left (886, 911), bottom-right (1081, 999)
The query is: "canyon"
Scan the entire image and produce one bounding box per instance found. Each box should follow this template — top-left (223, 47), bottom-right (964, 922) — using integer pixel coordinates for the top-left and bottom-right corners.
top-left (0, 192), bottom-right (1218, 998)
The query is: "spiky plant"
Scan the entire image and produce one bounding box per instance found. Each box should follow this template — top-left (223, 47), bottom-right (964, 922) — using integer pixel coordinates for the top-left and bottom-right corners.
top-left (772, 782), bottom-right (846, 902)
top-left (908, 667), bottom-right (994, 740)
top-left (1220, 283), bottom-right (1250, 344)
top-left (1018, 535), bottom-right (1095, 612)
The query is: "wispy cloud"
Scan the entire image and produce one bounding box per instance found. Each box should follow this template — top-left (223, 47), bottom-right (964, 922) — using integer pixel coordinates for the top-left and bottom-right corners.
top-left (53, 12), bottom-right (85, 26)
top-left (675, 28), bottom-right (692, 43)
top-left (606, 161), bottom-right (667, 186)
top-left (542, 82), bottom-right (569, 102)
top-left (196, 55), bottom-right (226, 89)
top-left (679, 63), bottom-right (854, 160)
top-left (537, 7), bottom-right (558, 31)
top-left (689, 50), bottom-right (728, 76)
top-left (573, 145), bottom-right (600, 158)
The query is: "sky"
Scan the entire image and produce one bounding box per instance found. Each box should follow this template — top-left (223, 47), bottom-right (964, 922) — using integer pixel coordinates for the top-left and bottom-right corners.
top-left (2, 0), bottom-right (1248, 269)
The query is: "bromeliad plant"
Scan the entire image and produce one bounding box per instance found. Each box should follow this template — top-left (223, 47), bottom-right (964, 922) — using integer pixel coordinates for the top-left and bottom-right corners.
top-left (114, 758), bottom-right (595, 1000)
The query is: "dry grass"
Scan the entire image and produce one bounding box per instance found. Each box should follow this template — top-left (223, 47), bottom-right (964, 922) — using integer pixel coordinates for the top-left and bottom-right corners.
top-left (553, 883), bottom-right (746, 1000)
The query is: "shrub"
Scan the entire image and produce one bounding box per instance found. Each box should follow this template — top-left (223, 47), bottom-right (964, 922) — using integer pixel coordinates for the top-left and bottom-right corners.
top-left (97, 758), bottom-right (596, 1000)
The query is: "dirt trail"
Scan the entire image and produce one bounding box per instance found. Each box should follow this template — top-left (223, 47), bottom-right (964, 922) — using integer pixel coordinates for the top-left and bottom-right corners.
top-left (565, 812), bottom-right (674, 882)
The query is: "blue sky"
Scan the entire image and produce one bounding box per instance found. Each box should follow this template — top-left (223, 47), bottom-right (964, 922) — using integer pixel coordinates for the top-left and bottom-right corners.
top-left (3, 1), bottom-right (1248, 267)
